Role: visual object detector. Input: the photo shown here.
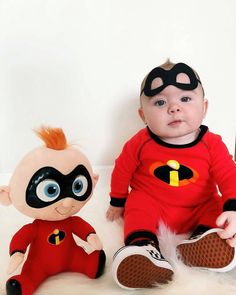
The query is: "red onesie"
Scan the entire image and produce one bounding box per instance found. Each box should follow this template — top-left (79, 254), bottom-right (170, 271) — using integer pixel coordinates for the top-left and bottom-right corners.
top-left (110, 125), bottom-right (236, 243)
top-left (9, 216), bottom-right (102, 295)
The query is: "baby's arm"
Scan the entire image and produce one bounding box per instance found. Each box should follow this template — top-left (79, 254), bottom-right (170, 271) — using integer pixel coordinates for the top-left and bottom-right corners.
top-left (206, 135), bottom-right (236, 247)
top-left (106, 205), bottom-right (124, 221)
top-left (216, 211), bottom-right (236, 247)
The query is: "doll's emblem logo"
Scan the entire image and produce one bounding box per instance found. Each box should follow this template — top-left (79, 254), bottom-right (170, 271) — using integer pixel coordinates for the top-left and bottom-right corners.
top-left (48, 229), bottom-right (65, 245)
top-left (149, 160), bottom-right (199, 187)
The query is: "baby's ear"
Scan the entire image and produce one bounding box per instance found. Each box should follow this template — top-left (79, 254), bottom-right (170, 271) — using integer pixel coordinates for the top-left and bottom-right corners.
top-left (93, 173), bottom-right (99, 186)
top-left (0, 186), bottom-right (12, 206)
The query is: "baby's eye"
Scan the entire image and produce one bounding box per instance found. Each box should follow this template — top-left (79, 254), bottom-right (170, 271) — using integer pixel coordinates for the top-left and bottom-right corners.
top-left (180, 96), bottom-right (191, 102)
top-left (154, 99), bottom-right (166, 107)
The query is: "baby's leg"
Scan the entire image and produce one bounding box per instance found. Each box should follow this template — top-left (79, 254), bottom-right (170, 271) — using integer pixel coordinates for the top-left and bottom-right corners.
top-left (124, 190), bottom-right (159, 244)
top-left (177, 198), bottom-right (236, 272)
top-left (112, 190), bottom-right (173, 290)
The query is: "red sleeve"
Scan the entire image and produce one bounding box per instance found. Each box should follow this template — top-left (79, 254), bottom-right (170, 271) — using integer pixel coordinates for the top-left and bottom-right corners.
top-left (206, 133), bottom-right (236, 209)
top-left (110, 129), bottom-right (150, 206)
top-left (9, 223), bottom-right (36, 255)
top-left (70, 216), bottom-right (95, 240)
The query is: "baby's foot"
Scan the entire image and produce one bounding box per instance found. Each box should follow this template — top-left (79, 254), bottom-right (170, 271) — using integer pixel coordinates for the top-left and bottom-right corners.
top-left (177, 228), bottom-right (236, 272)
top-left (112, 240), bottom-right (173, 290)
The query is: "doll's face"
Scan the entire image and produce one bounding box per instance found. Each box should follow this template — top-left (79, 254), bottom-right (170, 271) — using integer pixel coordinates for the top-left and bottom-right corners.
top-left (9, 146), bottom-right (96, 221)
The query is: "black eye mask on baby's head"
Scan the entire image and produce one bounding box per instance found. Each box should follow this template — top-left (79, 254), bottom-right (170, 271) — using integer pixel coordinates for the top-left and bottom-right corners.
top-left (140, 62), bottom-right (202, 97)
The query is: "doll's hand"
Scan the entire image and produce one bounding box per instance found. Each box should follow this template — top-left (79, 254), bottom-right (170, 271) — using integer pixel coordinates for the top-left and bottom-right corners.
top-left (87, 233), bottom-right (103, 250)
top-left (216, 211), bottom-right (236, 247)
top-left (7, 252), bottom-right (24, 274)
top-left (106, 205), bottom-right (124, 221)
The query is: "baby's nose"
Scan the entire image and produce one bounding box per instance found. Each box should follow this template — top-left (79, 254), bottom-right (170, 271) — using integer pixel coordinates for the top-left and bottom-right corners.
top-left (169, 104), bottom-right (181, 113)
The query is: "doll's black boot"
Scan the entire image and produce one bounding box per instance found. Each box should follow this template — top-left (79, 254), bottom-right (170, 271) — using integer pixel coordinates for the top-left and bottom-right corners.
top-left (6, 279), bottom-right (22, 295)
top-left (95, 249), bottom-right (106, 278)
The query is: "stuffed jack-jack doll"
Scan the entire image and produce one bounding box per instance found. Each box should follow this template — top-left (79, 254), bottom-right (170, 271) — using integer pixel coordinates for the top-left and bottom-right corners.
top-left (0, 127), bottom-right (106, 295)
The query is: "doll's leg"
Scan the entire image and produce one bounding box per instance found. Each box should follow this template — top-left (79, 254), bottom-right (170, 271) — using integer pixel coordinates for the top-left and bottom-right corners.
top-left (69, 246), bottom-right (106, 279)
top-left (112, 191), bottom-right (173, 290)
top-left (177, 199), bottom-right (236, 272)
top-left (6, 263), bottom-right (48, 295)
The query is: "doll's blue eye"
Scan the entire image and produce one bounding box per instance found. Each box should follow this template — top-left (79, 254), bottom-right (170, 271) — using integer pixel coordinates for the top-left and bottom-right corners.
top-left (72, 175), bottom-right (88, 197)
top-left (36, 180), bottom-right (60, 202)
top-left (44, 184), bottom-right (60, 197)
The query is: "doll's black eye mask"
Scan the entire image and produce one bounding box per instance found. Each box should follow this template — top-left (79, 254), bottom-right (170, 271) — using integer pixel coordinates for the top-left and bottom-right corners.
top-left (141, 63), bottom-right (201, 97)
top-left (26, 164), bottom-right (92, 208)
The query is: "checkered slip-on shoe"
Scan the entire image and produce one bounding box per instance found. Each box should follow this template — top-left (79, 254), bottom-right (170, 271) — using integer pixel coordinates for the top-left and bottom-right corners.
top-left (112, 240), bottom-right (173, 290)
top-left (177, 228), bottom-right (236, 272)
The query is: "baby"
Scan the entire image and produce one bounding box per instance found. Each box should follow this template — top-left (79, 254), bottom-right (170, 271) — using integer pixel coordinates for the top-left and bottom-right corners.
top-left (106, 60), bottom-right (236, 289)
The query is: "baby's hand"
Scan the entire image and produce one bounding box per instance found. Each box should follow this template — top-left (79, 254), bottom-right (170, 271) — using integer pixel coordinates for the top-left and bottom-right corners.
top-left (106, 205), bottom-right (124, 221)
top-left (216, 211), bottom-right (236, 247)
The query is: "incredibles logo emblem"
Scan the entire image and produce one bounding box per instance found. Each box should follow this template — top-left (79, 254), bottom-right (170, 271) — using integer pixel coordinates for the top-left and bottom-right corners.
top-left (150, 160), bottom-right (199, 187)
top-left (48, 229), bottom-right (65, 245)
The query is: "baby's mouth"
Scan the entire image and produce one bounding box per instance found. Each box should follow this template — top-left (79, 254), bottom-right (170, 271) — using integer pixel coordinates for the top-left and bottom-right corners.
top-left (168, 120), bottom-right (182, 126)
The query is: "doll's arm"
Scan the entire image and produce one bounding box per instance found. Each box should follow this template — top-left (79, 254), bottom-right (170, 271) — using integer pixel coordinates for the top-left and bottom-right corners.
top-left (86, 233), bottom-right (103, 250)
top-left (216, 211), bottom-right (236, 247)
top-left (8, 223), bottom-right (35, 273)
top-left (7, 252), bottom-right (25, 274)
top-left (9, 223), bottom-right (35, 255)
top-left (71, 216), bottom-right (103, 250)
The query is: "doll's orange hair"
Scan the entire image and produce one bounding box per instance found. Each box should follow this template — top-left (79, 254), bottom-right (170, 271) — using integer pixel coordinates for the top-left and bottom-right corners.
top-left (35, 126), bottom-right (68, 150)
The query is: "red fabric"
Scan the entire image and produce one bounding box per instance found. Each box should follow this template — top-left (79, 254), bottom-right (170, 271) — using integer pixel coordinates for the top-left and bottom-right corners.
top-left (9, 216), bottom-right (101, 295)
top-left (110, 127), bottom-right (236, 238)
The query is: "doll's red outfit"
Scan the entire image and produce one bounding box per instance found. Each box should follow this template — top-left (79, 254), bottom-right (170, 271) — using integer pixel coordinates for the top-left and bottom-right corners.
top-left (110, 125), bottom-right (236, 243)
top-left (8, 216), bottom-right (103, 295)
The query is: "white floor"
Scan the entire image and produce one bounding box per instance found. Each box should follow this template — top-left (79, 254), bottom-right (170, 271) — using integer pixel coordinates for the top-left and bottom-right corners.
top-left (1, 167), bottom-right (236, 295)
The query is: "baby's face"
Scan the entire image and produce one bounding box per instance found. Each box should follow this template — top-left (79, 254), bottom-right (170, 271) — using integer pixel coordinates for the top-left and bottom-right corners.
top-left (139, 77), bottom-right (207, 144)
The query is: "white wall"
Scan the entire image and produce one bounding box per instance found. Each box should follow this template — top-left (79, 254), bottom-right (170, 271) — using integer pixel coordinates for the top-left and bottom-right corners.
top-left (0, 0), bottom-right (235, 173)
